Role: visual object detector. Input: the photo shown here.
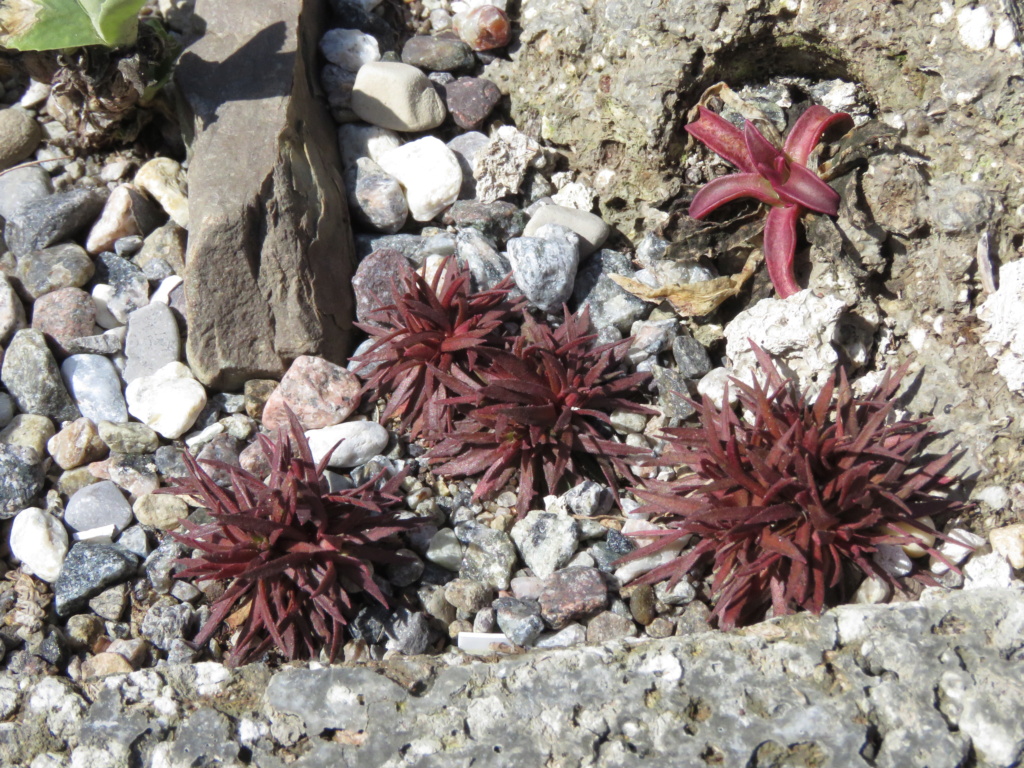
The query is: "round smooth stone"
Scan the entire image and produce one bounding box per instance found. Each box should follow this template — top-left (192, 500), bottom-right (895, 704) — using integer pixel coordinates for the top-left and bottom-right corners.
top-left (351, 62), bottom-right (446, 132)
top-left (64, 480), bottom-right (134, 533)
top-left (10, 507), bottom-right (68, 582)
top-left (523, 204), bottom-right (611, 257)
top-left (133, 494), bottom-right (189, 531)
top-left (401, 35), bottom-right (474, 72)
top-left (125, 362), bottom-right (207, 439)
top-left (304, 421), bottom-right (389, 468)
top-left (0, 107), bottom-right (42, 170)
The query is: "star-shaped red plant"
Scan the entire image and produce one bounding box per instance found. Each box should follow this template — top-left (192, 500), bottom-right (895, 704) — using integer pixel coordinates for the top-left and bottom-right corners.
top-left (686, 105), bottom-right (853, 298)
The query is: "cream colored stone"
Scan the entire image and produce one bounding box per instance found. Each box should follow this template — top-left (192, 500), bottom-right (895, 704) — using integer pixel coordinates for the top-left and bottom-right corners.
top-left (81, 652), bottom-right (135, 678)
top-left (990, 524), bottom-right (1024, 569)
top-left (351, 62), bottom-right (446, 132)
top-left (135, 157), bottom-right (189, 229)
top-left (125, 362), bottom-right (207, 439)
top-left (133, 494), bottom-right (189, 531)
top-left (0, 413), bottom-right (55, 460)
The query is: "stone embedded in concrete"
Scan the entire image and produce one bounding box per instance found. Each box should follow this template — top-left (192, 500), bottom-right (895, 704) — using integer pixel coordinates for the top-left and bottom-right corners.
top-left (175, 0), bottom-right (356, 389)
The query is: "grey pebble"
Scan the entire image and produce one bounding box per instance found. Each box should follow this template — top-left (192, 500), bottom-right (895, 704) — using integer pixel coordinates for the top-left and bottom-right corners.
top-left (0, 165), bottom-right (52, 220)
top-left (124, 301), bottom-right (181, 382)
top-left (4, 187), bottom-right (108, 259)
top-left (494, 597), bottom-right (544, 646)
top-left (571, 249), bottom-right (648, 334)
top-left (455, 522), bottom-right (517, 590)
top-left (1, 329), bottom-right (81, 422)
top-left (506, 224), bottom-right (579, 313)
top-left (0, 443), bottom-right (45, 518)
top-left (16, 243), bottom-right (96, 300)
top-left (54, 542), bottom-right (140, 617)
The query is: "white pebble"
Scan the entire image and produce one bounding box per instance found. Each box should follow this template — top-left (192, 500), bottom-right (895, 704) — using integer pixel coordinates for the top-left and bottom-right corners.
top-left (92, 284), bottom-right (125, 329)
top-left (377, 137), bottom-right (462, 221)
top-left (336, 124), bottom-right (403, 172)
top-left (613, 519), bottom-right (690, 584)
top-left (10, 507), bottom-right (68, 583)
top-left (852, 575), bottom-right (892, 604)
top-left (150, 275), bottom-right (183, 305)
top-left (456, 632), bottom-right (515, 655)
top-left (425, 528), bottom-right (464, 571)
top-left (72, 524), bottom-right (117, 544)
top-left (304, 421), bottom-right (389, 468)
top-left (134, 158), bottom-right (189, 229)
top-left (125, 362), bottom-right (208, 439)
top-left (320, 29), bottom-right (380, 71)
top-left (957, 5), bottom-right (993, 50)
top-left (930, 528), bottom-right (986, 574)
top-left (963, 551), bottom-right (1015, 590)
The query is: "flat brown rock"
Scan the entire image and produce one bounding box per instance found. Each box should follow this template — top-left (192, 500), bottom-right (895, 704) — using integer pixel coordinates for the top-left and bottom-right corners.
top-left (176, 0), bottom-right (356, 389)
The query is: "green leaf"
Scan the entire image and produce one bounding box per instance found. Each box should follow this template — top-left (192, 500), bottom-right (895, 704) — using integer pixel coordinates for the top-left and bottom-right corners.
top-left (0, 0), bottom-right (147, 51)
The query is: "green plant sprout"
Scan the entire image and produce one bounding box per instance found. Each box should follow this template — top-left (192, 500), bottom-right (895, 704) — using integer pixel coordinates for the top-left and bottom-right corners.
top-left (0, 0), bottom-right (149, 51)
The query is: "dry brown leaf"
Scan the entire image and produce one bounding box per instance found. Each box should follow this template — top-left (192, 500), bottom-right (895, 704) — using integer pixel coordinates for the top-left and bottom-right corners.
top-left (610, 249), bottom-right (762, 318)
top-left (226, 600), bottom-right (252, 630)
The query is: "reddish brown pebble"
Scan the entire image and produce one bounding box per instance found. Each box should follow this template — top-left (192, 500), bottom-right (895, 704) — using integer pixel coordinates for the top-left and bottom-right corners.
top-left (260, 355), bottom-right (362, 433)
top-left (47, 417), bottom-right (108, 471)
top-left (538, 566), bottom-right (608, 629)
top-left (444, 76), bottom-right (502, 130)
top-left (455, 5), bottom-right (511, 52)
top-left (31, 286), bottom-right (96, 352)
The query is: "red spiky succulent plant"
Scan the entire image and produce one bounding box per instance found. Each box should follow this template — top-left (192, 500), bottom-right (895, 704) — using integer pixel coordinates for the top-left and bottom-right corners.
top-left (353, 256), bottom-right (525, 439)
top-left (686, 104), bottom-right (853, 298)
top-left (165, 410), bottom-right (423, 667)
top-left (429, 307), bottom-right (656, 517)
top-left (623, 345), bottom-right (963, 629)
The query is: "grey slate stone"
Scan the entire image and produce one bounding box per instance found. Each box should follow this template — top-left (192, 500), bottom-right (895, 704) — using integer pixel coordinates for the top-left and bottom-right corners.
top-left (175, 0), bottom-right (356, 389)
top-left (124, 301), bottom-right (181, 382)
top-left (3, 187), bottom-right (108, 259)
top-left (672, 333), bottom-right (712, 379)
top-left (54, 542), bottom-right (140, 617)
top-left (455, 227), bottom-right (511, 292)
top-left (571, 249), bottom-right (648, 334)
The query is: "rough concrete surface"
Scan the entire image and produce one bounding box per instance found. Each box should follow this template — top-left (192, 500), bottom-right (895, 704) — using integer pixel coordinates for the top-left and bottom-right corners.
top-left (1, 588), bottom-right (1021, 767)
